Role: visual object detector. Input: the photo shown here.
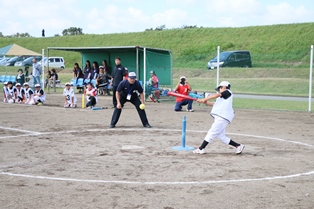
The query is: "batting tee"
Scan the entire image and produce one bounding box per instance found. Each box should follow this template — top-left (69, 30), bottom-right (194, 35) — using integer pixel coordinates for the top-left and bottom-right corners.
top-left (46, 46), bottom-right (173, 91)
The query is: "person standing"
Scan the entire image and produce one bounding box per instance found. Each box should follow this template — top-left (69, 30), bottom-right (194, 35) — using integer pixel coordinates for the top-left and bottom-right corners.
top-left (110, 57), bottom-right (126, 107)
top-left (110, 72), bottom-right (151, 128)
top-left (174, 76), bottom-right (194, 112)
top-left (16, 69), bottom-right (25, 85)
top-left (32, 58), bottom-right (42, 87)
top-left (193, 81), bottom-right (245, 155)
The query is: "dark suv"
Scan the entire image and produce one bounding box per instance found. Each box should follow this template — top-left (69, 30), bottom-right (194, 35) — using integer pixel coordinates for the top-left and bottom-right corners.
top-left (208, 50), bottom-right (252, 69)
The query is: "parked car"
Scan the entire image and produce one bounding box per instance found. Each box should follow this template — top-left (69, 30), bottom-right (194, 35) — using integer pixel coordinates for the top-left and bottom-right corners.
top-left (207, 50), bottom-right (252, 69)
top-left (0, 58), bottom-right (10, 66)
top-left (4, 56), bottom-right (31, 66)
top-left (39, 57), bottom-right (65, 69)
top-left (14, 56), bottom-right (42, 67)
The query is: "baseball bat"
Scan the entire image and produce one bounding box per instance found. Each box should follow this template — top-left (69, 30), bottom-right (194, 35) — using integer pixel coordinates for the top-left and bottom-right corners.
top-left (167, 92), bottom-right (198, 101)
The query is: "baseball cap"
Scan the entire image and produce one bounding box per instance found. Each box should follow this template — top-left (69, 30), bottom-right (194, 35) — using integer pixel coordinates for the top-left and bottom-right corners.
top-left (23, 83), bottom-right (29, 86)
top-left (7, 81), bottom-right (13, 85)
top-left (215, 81), bottom-right (231, 91)
top-left (35, 84), bottom-right (41, 88)
top-left (125, 67), bottom-right (128, 71)
top-left (4, 82), bottom-right (8, 85)
top-left (15, 83), bottom-right (21, 86)
top-left (128, 72), bottom-right (136, 79)
top-left (150, 70), bottom-right (155, 74)
top-left (65, 82), bottom-right (71, 86)
top-left (180, 76), bottom-right (186, 80)
top-left (99, 66), bottom-right (104, 69)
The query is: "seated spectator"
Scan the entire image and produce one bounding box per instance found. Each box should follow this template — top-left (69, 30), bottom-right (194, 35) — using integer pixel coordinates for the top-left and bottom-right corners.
top-left (73, 63), bottom-right (84, 81)
top-left (147, 70), bottom-right (160, 101)
top-left (84, 82), bottom-right (97, 108)
top-left (84, 60), bottom-right (91, 80)
top-left (63, 82), bottom-right (77, 108)
top-left (33, 84), bottom-right (46, 105)
top-left (91, 61), bottom-right (99, 80)
top-left (102, 60), bottom-right (110, 74)
top-left (15, 83), bottom-right (25, 103)
top-left (45, 69), bottom-right (52, 88)
top-left (97, 66), bottom-right (112, 95)
top-left (49, 68), bottom-right (58, 87)
top-left (3, 81), bottom-right (9, 103)
top-left (23, 83), bottom-right (35, 105)
top-left (16, 69), bottom-right (25, 85)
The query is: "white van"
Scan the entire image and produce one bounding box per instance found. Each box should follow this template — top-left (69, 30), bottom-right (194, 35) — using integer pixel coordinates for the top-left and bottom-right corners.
top-left (41, 57), bottom-right (65, 69)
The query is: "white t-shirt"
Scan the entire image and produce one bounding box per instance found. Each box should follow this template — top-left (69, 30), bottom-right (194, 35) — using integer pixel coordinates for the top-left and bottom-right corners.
top-left (211, 89), bottom-right (234, 123)
top-left (63, 88), bottom-right (77, 103)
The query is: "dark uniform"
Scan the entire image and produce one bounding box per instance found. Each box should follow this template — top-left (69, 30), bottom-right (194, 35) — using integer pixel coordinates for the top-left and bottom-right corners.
top-left (110, 79), bottom-right (150, 128)
top-left (111, 64), bottom-right (126, 107)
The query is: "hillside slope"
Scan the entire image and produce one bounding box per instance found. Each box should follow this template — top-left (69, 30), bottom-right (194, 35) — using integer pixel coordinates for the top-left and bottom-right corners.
top-left (1, 22), bottom-right (314, 68)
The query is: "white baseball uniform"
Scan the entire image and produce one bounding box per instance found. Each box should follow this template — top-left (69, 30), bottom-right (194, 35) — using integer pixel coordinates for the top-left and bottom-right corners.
top-left (24, 88), bottom-right (35, 105)
top-left (34, 88), bottom-right (46, 103)
top-left (63, 87), bottom-right (77, 107)
top-left (204, 89), bottom-right (234, 144)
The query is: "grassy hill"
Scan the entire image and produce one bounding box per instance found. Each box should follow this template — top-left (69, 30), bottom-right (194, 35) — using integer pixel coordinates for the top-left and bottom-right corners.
top-left (1, 22), bottom-right (314, 68)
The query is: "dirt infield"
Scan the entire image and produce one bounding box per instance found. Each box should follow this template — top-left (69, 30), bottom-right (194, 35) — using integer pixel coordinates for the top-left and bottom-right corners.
top-left (0, 94), bottom-right (314, 209)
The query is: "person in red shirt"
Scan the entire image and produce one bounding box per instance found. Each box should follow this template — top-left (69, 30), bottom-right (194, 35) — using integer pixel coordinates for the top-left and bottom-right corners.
top-left (174, 76), bottom-right (194, 112)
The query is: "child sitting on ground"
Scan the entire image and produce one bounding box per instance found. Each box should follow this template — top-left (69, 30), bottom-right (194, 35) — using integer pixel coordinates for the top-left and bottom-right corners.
top-left (63, 82), bottom-right (77, 108)
top-left (84, 82), bottom-right (97, 108)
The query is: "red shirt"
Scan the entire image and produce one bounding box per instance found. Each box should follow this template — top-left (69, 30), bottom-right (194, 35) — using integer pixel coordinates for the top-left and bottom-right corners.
top-left (176, 84), bottom-right (189, 102)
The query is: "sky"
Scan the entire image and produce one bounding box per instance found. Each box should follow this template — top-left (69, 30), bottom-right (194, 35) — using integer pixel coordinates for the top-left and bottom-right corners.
top-left (0, 0), bottom-right (313, 37)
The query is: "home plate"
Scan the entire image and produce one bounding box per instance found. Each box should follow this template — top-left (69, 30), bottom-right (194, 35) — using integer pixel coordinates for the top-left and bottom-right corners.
top-left (121, 145), bottom-right (145, 150)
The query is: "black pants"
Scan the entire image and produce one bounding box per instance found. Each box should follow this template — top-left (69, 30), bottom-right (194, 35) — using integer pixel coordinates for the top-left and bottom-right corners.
top-left (112, 86), bottom-right (117, 107)
top-left (86, 96), bottom-right (96, 107)
top-left (110, 95), bottom-right (149, 126)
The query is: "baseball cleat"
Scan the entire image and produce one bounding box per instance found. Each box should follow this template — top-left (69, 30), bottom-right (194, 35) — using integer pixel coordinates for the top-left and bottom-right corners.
top-left (236, 144), bottom-right (245, 154)
top-left (193, 148), bottom-right (205, 154)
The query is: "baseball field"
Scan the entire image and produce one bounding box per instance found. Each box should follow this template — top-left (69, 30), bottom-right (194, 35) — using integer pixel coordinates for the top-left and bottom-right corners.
top-left (0, 94), bottom-right (313, 208)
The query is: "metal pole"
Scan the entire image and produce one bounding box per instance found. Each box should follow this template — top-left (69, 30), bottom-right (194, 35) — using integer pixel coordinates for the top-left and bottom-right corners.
top-left (309, 45), bottom-right (313, 112)
top-left (136, 47), bottom-right (139, 77)
top-left (181, 116), bottom-right (186, 147)
top-left (217, 46), bottom-right (220, 87)
top-left (143, 47), bottom-right (146, 93)
top-left (42, 49), bottom-right (44, 89)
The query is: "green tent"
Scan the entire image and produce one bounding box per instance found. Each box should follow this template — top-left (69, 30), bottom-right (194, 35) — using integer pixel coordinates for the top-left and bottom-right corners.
top-left (47, 46), bottom-right (173, 90)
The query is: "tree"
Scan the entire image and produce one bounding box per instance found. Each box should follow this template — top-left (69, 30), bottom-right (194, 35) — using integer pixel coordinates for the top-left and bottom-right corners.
top-left (62, 27), bottom-right (84, 36)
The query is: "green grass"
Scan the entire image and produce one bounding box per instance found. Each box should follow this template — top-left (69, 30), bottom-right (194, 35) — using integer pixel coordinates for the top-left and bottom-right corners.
top-left (234, 98), bottom-right (310, 112)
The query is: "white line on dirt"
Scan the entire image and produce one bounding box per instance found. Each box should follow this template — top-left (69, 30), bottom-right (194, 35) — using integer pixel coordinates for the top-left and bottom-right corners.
top-left (0, 126), bottom-right (41, 135)
top-left (1, 170), bottom-right (314, 185)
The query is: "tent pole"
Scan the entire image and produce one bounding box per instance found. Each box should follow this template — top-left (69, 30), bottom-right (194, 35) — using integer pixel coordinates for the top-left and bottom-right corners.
top-left (42, 49), bottom-right (45, 89)
top-left (136, 47), bottom-right (139, 77)
top-left (143, 47), bottom-right (146, 94)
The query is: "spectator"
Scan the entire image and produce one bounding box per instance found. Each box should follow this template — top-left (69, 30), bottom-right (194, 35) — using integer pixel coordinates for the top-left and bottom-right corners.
top-left (63, 82), bottom-right (77, 108)
top-left (73, 63), bottom-right (84, 80)
top-left (15, 83), bottom-right (25, 103)
top-left (16, 69), bottom-right (25, 85)
top-left (174, 76), bottom-right (194, 112)
top-left (45, 70), bottom-right (51, 88)
top-left (3, 82), bottom-right (9, 103)
top-left (25, 66), bottom-right (30, 82)
top-left (147, 70), bottom-right (160, 100)
top-left (91, 61), bottom-right (99, 80)
top-left (111, 57), bottom-right (126, 107)
top-left (84, 82), bottom-right (97, 108)
top-left (32, 58), bottom-right (41, 87)
top-left (97, 66), bottom-right (112, 95)
top-left (23, 83), bottom-right (35, 105)
top-left (33, 84), bottom-right (46, 105)
top-left (84, 60), bottom-right (92, 80)
top-left (6, 81), bottom-right (17, 103)
top-left (49, 68), bottom-right (58, 88)
top-left (102, 60), bottom-right (110, 74)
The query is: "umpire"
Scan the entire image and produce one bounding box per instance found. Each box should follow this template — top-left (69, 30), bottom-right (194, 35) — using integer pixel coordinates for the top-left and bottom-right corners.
top-left (110, 72), bottom-right (151, 128)
top-left (110, 57), bottom-right (126, 107)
